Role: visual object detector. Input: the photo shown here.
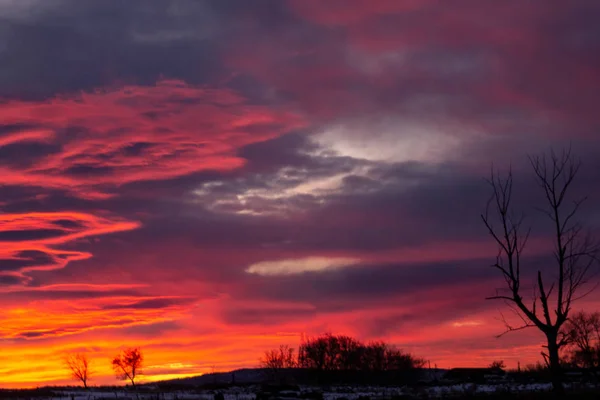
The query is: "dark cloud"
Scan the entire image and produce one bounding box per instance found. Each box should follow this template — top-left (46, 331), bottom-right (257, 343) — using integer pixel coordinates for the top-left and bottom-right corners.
top-left (0, 229), bottom-right (65, 242)
top-left (0, 250), bottom-right (54, 272)
top-left (117, 321), bottom-right (181, 336)
top-left (102, 297), bottom-right (195, 311)
top-left (18, 330), bottom-right (59, 339)
top-left (0, 275), bottom-right (25, 286)
top-left (237, 259), bottom-right (498, 308)
top-left (13, 318), bottom-right (140, 340)
top-left (0, 0), bottom-right (226, 99)
top-left (237, 133), bottom-right (319, 172)
top-left (63, 164), bottom-right (116, 177)
top-left (51, 219), bottom-right (84, 229)
top-left (4, 288), bottom-right (145, 301)
top-left (0, 142), bottom-right (62, 169)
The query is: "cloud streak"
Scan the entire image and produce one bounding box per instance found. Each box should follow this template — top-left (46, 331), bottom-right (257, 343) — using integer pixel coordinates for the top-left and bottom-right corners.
top-left (246, 256), bottom-right (360, 276)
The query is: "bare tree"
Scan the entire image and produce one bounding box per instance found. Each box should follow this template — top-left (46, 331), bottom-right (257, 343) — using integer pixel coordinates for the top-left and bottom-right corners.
top-left (362, 341), bottom-right (388, 371)
top-left (112, 347), bottom-right (143, 390)
top-left (260, 344), bottom-right (297, 370)
top-left (481, 148), bottom-right (599, 395)
top-left (260, 344), bottom-right (296, 383)
top-left (65, 353), bottom-right (91, 388)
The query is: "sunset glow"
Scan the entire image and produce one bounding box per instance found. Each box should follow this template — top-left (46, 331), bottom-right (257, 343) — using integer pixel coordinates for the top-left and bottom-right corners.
top-left (0, 0), bottom-right (599, 389)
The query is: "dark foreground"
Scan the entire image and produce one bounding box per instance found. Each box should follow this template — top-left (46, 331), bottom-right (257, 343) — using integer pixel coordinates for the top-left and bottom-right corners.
top-left (1, 383), bottom-right (600, 400)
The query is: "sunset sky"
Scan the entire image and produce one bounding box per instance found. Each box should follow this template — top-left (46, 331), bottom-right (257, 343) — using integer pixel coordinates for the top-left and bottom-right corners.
top-left (1, 0), bottom-right (600, 388)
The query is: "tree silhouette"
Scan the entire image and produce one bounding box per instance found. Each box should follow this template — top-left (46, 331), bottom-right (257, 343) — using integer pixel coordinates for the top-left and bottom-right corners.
top-left (481, 148), bottom-right (599, 396)
top-left (64, 353), bottom-right (91, 388)
top-left (563, 310), bottom-right (600, 369)
top-left (362, 341), bottom-right (388, 371)
top-left (112, 348), bottom-right (143, 390)
top-left (297, 333), bottom-right (424, 371)
top-left (489, 360), bottom-right (506, 370)
top-left (260, 344), bottom-right (296, 383)
top-left (260, 344), bottom-right (297, 370)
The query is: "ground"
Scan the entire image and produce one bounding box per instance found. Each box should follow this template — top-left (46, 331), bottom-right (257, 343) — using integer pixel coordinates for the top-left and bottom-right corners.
top-left (4, 382), bottom-right (600, 400)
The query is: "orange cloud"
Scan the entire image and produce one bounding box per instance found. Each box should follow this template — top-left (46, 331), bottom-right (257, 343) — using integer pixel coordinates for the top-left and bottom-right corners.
top-left (0, 295), bottom-right (193, 340)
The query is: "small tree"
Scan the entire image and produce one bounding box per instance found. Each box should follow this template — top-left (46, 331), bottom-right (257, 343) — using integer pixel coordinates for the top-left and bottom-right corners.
top-left (65, 353), bottom-right (91, 388)
top-left (481, 148), bottom-right (599, 396)
top-left (489, 360), bottom-right (506, 370)
top-left (112, 348), bottom-right (143, 389)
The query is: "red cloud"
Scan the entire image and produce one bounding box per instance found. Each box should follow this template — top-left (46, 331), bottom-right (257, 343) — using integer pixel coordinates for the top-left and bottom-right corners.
top-left (0, 211), bottom-right (140, 285)
top-left (0, 80), bottom-right (305, 198)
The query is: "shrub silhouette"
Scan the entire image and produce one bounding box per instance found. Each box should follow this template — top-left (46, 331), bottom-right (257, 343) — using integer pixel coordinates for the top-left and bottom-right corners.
top-left (297, 334), bottom-right (425, 371)
top-left (260, 333), bottom-right (425, 385)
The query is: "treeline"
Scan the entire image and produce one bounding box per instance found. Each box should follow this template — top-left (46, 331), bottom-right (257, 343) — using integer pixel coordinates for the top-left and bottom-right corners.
top-left (298, 334), bottom-right (425, 371)
top-left (260, 333), bottom-right (425, 384)
top-left (563, 311), bottom-right (600, 370)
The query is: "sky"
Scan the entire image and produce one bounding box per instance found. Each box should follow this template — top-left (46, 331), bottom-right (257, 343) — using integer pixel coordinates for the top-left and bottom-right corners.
top-left (0, 0), bottom-right (600, 388)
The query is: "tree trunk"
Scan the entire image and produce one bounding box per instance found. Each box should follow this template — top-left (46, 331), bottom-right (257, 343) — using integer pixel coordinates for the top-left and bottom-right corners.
top-left (547, 332), bottom-right (565, 396)
top-left (131, 379), bottom-right (139, 400)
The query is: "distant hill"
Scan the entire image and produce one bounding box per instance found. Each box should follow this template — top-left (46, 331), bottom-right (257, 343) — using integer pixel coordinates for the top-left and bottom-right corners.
top-left (155, 368), bottom-right (270, 386)
top-left (153, 367), bottom-right (447, 387)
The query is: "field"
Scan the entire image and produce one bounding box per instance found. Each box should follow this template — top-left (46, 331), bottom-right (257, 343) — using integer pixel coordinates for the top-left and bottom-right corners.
top-left (2, 382), bottom-right (600, 400)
